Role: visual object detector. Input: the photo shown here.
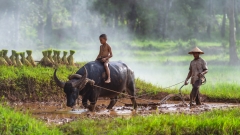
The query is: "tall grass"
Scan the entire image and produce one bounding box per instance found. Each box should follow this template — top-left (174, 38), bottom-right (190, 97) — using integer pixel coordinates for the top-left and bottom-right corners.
top-left (59, 108), bottom-right (240, 135)
top-left (0, 104), bottom-right (62, 135)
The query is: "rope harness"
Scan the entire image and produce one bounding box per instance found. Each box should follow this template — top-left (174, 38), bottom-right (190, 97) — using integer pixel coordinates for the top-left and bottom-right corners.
top-left (90, 80), bottom-right (187, 105)
top-left (77, 74), bottom-right (206, 106)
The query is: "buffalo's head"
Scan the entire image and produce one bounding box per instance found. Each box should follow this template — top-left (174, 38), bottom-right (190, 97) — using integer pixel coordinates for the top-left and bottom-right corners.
top-left (53, 67), bottom-right (88, 107)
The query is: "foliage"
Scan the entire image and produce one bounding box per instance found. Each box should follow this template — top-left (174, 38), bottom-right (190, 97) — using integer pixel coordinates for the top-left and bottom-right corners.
top-left (0, 104), bottom-right (62, 135)
top-left (59, 108), bottom-right (240, 135)
top-left (1, 0), bottom-right (239, 49)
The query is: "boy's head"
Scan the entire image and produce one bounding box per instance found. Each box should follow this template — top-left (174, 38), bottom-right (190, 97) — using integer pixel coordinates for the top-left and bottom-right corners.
top-left (99, 34), bottom-right (107, 44)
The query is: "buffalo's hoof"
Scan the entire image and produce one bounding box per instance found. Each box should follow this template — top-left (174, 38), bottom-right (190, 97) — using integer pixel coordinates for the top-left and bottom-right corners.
top-left (83, 104), bottom-right (88, 109)
top-left (106, 106), bottom-right (112, 110)
top-left (87, 105), bottom-right (95, 112)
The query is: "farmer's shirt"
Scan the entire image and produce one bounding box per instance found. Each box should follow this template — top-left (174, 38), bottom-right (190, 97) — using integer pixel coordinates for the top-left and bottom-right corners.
top-left (189, 57), bottom-right (208, 84)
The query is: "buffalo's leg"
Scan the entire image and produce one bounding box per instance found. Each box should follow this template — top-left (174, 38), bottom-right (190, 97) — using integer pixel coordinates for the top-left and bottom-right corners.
top-left (82, 95), bottom-right (89, 109)
top-left (127, 87), bottom-right (137, 110)
top-left (130, 98), bottom-right (137, 110)
top-left (87, 100), bottom-right (96, 111)
top-left (107, 96), bottom-right (118, 109)
top-left (87, 88), bottom-right (99, 111)
top-left (126, 70), bottom-right (138, 110)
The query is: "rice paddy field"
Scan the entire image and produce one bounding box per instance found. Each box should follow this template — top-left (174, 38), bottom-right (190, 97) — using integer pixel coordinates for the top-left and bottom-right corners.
top-left (134, 65), bottom-right (240, 100)
top-left (0, 40), bottom-right (240, 134)
top-left (59, 108), bottom-right (240, 135)
top-left (1, 103), bottom-right (240, 135)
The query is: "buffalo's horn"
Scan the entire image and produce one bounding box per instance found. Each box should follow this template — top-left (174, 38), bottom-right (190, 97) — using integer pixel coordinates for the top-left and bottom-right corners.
top-left (72, 66), bottom-right (88, 88)
top-left (53, 69), bottom-right (65, 88)
top-left (68, 74), bottom-right (82, 80)
top-left (84, 66), bottom-right (88, 79)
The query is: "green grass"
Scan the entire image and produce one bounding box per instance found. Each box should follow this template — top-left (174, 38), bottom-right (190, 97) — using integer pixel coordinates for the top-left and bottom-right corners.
top-left (0, 65), bottom-right (77, 81)
top-left (0, 65), bottom-right (80, 101)
top-left (134, 65), bottom-right (240, 100)
top-left (59, 108), bottom-right (240, 135)
top-left (135, 78), bottom-right (179, 95)
top-left (0, 104), bottom-right (62, 135)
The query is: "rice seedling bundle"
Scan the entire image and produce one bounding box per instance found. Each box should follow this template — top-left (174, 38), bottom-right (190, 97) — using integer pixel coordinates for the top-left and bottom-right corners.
top-left (0, 51), bottom-right (9, 66)
top-left (10, 50), bottom-right (17, 66)
top-left (67, 50), bottom-right (75, 66)
top-left (40, 51), bottom-right (53, 67)
top-left (20, 52), bottom-right (32, 66)
top-left (26, 50), bottom-right (36, 66)
top-left (52, 50), bottom-right (58, 64)
top-left (15, 53), bottom-right (23, 67)
top-left (57, 51), bottom-right (62, 64)
top-left (47, 49), bottom-right (55, 64)
top-left (62, 51), bottom-right (69, 65)
top-left (2, 49), bottom-right (12, 65)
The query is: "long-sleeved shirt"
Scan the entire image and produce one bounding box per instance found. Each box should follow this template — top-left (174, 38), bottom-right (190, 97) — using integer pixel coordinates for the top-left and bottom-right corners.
top-left (189, 57), bottom-right (208, 84)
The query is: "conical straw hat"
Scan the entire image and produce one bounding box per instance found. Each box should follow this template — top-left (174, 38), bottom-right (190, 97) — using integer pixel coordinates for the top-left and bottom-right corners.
top-left (188, 47), bottom-right (204, 54)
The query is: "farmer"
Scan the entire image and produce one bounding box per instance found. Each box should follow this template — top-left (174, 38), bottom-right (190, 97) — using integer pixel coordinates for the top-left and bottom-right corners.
top-left (95, 34), bottom-right (113, 83)
top-left (184, 47), bottom-right (208, 108)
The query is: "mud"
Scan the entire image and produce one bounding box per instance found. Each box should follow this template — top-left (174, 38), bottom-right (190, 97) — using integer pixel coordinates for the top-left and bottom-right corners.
top-left (10, 99), bottom-right (239, 125)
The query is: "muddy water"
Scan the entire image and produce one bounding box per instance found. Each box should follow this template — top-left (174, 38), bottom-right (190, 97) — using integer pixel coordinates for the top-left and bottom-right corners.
top-left (11, 99), bottom-right (239, 125)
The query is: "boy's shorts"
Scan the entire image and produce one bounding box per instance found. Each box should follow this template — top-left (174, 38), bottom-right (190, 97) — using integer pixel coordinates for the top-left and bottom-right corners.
top-left (96, 58), bottom-right (109, 64)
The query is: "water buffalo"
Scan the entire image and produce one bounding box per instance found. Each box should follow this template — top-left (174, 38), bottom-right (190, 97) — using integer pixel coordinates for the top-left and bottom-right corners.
top-left (53, 61), bottom-right (137, 111)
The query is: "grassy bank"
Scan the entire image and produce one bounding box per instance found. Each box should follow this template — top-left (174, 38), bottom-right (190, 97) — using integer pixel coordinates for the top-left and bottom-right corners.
top-left (0, 104), bottom-right (62, 135)
top-left (0, 65), bottom-right (77, 101)
top-left (59, 108), bottom-right (240, 135)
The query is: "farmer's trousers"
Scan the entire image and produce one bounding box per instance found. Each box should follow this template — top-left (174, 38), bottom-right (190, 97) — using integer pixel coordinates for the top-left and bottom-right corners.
top-left (190, 79), bottom-right (202, 105)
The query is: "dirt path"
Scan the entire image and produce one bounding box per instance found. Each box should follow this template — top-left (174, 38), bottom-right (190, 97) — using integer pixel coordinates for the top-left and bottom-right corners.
top-left (10, 99), bottom-right (239, 125)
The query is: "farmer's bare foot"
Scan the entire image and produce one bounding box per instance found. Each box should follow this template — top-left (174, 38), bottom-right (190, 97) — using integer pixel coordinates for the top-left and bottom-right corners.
top-left (105, 78), bottom-right (111, 83)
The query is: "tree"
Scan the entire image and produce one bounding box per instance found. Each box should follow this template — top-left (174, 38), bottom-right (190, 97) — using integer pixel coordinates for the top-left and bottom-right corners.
top-left (221, 0), bottom-right (227, 38)
top-left (206, 0), bottom-right (213, 38)
top-left (227, 0), bottom-right (239, 64)
top-left (44, 0), bottom-right (53, 47)
top-left (127, 0), bottom-right (137, 32)
top-left (234, 0), bottom-right (240, 38)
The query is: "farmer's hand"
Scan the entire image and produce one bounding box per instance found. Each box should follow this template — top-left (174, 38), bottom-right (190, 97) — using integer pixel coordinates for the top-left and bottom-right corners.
top-left (184, 80), bottom-right (189, 85)
top-left (198, 73), bottom-right (203, 77)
